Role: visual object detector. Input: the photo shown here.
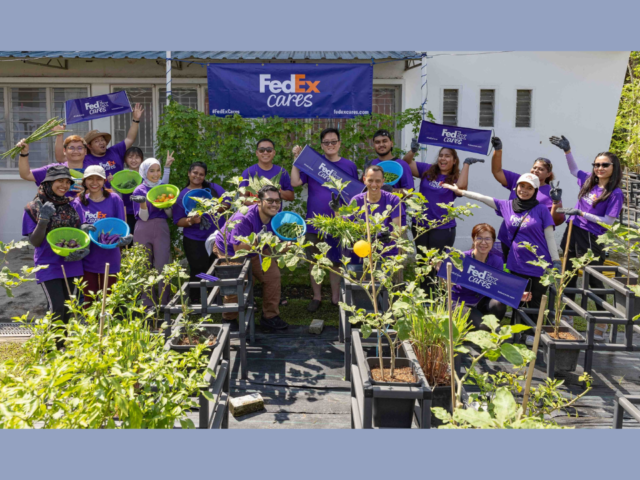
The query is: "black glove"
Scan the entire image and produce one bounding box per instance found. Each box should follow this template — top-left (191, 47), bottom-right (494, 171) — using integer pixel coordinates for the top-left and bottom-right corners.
top-left (131, 195), bottom-right (147, 204)
top-left (38, 201), bottom-right (56, 223)
top-left (464, 157), bottom-right (485, 166)
top-left (411, 138), bottom-right (420, 153)
top-left (549, 135), bottom-right (571, 153)
top-left (329, 192), bottom-right (341, 212)
top-left (200, 216), bottom-right (212, 231)
top-left (381, 184), bottom-right (393, 193)
top-left (116, 234), bottom-right (133, 247)
top-left (557, 207), bottom-right (582, 217)
top-left (80, 224), bottom-right (96, 233)
top-left (549, 181), bottom-right (562, 203)
top-left (491, 136), bottom-right (502, 151)
top-left (65, 248), bottom-right (90, 262)
top-left (552, 260), bottom-right (562, 272)
top-left (377, 230), bottom-right (392, 244)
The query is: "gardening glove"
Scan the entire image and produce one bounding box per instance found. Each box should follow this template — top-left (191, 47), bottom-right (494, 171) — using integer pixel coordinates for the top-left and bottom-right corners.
top-left (200, 216), bottom-right (212, 231)
top-left (552, 260), bottom-right (562, 271)
top-left (80, 223), bottom-right (96, 233)
top-left (549, 135), bottom-right (571, 152)
top-left (381, 184), bottom-right (394, 193)
top-left (131, 195), bottom-right (147, 204)
top-left (491, 136), bottom-right (503, 151)
top-left (464, 157), bottom-right (485, 166)
top-left (557, 207), bottom-right (582, 217)
top-left (65, 248), bottom-right (90, 262)
top-left (549, 181), bottom-right (562, 203)
top-left (377, 230), bottom-right (392, 244)
top-left (38, 201), bottom-right (56, 223)
top-left (329, 192), bottom-right (341, 212)
top-left (411, 138), bottom-right (420, 153)
top-left (116, 234), bottom-right (133, 247)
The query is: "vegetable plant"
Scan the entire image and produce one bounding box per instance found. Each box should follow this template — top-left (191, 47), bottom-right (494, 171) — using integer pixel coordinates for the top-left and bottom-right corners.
top-left (0, 117), bottom-right (68, 160)
top-left (0, 241), bottom-right (47, 298)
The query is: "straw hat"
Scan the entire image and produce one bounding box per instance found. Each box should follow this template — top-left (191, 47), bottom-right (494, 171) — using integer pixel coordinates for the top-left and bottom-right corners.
top-left (84, 130), bottom-right (112, 145)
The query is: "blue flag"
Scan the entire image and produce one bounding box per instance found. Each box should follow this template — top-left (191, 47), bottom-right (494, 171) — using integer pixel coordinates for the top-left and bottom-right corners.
top-left (293, 146), bottom-right (365, 204)
top-left (207, 64), bottom-right (372, 119)
top-left (418, 120), bottom-right (492, 155)
top-left (65, 91), bottom-right (132, 125)
top-left (437, 256), bottom-right (528, 309)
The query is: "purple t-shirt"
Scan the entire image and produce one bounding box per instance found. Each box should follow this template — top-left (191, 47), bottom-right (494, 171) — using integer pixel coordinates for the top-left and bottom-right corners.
top-left (452, 250), bottom-right (504, 306)
top-left (214, 204), bottom-right (273, 257)
top-left (32, 162), bottom-right (85, 199)
top-left (415, 163), bottom-right (457, 229)
top-left (84, 141), bottom-right (127, 188)
top-left (71, 194), bottom-right (125, 274)
top-left (367, 158), bottom-right (413, 226)
top-left (495, 199), bottom-right (554, 277)
top-left (132, 184), bottom-right (168, 221)
top-left (497, 170), bottom-right (554, 246)
top-left (240, 164), bottom-right (293, 192)
top-left (568, 170), bottom-right (624, 236)
top-left (300, 157), bottom-right (358, 235)
top-left (348, 191), bottom-right (401, 261)
top-left (173, 184), bottom-right (227, 242)
top-left (22, 212), bottom-right (84, 284)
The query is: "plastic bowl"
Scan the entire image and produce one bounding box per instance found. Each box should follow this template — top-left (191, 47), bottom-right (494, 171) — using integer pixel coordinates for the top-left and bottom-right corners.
top-left (183, 188), bottom-right (213, 213)
top-left (272, 211), bottom-right (307, 241)
top-left (147, 184), bottom-right (180, 209)
top-left (90, 218), bottom-right (130, 250)
top-left (377, 160), bottom-right (404, 186)
top-left (112, 170), bottom-right (142, 194)
top-left (46, 227), bottom-right (90, 257)
top-left (69, 168), bottom-right (84, 179)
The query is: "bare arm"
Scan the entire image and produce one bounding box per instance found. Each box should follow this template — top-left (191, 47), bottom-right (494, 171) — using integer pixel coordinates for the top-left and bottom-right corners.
top-left (456, 163), bottom-right (470, 191)
top-left (491, 148), bottom-right (508, 187)
top-left (124, 104), bottom-right (144, 149)
top-left (551, 202), bottom-right (566, 226)
top-left (54, 124), bottom-right (66, 163)
top-left (544, 226), bottom-right (560, 262)
top-left (17, 141), bottom-right (36, 182)
top-left (290, 146), bottom-right (303, 187)
top-left (402, 153), bottom-right (420, 177)
top-left (280, 189), bottom-right (295, 201)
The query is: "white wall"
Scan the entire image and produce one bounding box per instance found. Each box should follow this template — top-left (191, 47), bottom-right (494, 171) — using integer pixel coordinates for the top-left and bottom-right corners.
top-left (399, 51), bottom-right (629, 250)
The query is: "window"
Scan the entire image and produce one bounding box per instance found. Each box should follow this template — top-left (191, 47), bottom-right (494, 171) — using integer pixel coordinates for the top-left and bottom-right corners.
top-left (159, 87), bottom-right (198, 120)
top-left (479, 89), bottom-right (495, 127)
top-left (112, 87), bottom-right (155, 158)
top-left (0, 86), bottom-right (90, 169)
top-left (516, 89), bottom-right (532, 128)
top-left (442, 89), bottom-right (459, 126)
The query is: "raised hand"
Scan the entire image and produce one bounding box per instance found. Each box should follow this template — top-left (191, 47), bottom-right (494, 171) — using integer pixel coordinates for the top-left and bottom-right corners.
top-left (549, 135), bottom-right (571, 152)
top-left (491, 136), bottom-right (503, 151)
top-left (165, 150), bottom-right (175, 168)
top-left (132, 103), bottom-right (144, 122)
top-left (411, 138), bottom-right (420, 153)
top-left (17, 138), bottom-right (29, 155)
top-left (329, 192), bottom-right (341, 212)
top-left (549, 181), bottom-right (562, 203)
top-left (38, 202), bottom-right (56, 223)
top-left (464, 157), bottom-right (485, 166)
top-left (556, 207), bottom-right (582, 217)
top-left (292, 145), bottom-right (302, 159)
top-left (51, 124), bottom-right (66, 132)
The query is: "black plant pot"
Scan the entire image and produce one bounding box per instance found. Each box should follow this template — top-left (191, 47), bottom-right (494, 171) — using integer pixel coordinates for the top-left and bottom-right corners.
top-left (366, 357), bottom-right (420, 428)
top-left (541, 326), bottom-right (585, 373)
top-left (430, 385), bottom-right (454, 428)
top-left (212, 261), bottom-right (245, 296)
top-left (168, 324), bottom-right (221, 355)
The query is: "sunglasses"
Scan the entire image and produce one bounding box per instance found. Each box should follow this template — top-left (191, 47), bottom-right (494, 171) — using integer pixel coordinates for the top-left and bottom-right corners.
top-left (592, 162), bottom-right (612, 169)
top-left (321, 140), bottom-right (339, 146)
top-left (262, 198), bottom-right (282, 205)
top-left (257, 147), bottom-right (274, 153)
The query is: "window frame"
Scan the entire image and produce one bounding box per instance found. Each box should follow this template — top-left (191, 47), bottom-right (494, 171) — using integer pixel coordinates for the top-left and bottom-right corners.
top-left (478, 87), bottom-right (497, 128)
top-left (441, 87), bottom-right (460, 127)
top-left (515, 88), bottom-right (534, 129)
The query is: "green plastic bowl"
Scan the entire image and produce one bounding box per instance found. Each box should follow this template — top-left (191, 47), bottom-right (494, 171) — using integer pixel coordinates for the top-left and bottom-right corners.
top-left (46, 227), bottom-right (90, 257)
top-left (147, 184), bottom-right (180, 209)
top-left (112, 170), bottom-right (143, 193)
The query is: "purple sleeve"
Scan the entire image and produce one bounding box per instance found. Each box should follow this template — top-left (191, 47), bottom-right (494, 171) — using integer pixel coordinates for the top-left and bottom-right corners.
top-left (397, 161), bottom-right (414, 189)
top-left (416, 162), bottom-right (431, 177)
top-left (70, 200), bottom-right (86, 224)
top-left (605, 189), bottom-right (624, 218)
top-left (228, 218), bottom-right (253, 246)
top-left (540, 206), bottom-right (554, 229)
top-left (502, 170), bottom-right (520, 190)
top-left (212, 183), bottom-right (226, 197)
top-left (112, 194), bottom-right (125, 221)
top-left (494, 199), bottom-right (508, 218)
top-left (389, 195), bottom-right (401, 220)
top-left (488, 252), bottom-right (504, 271)
top-left (239, 168), bottom-right (250, 188)
top-left (32, 165), bottom-right (49, 186)
top-left (173, 190), bottom-right (188, 224)
top-left (22, 211), bottom-right (37, 236)
top-left (299, 171), bottom-right (309, 185)
top-left (566, 152), bottom-right (579, 177)
top-left (132, 185), bottom-right (146, 219)
top-left (577, 170), bottom-right (590, 187)
top-left (280, 169), bottom-right (293, 191)
top-left (111, 141), bottom-right (127, 161)
top-left (345, 162), bottom-right (358, 177)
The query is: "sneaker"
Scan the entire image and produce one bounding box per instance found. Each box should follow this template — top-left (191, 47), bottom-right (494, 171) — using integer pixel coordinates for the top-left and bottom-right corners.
top-left (594, 324), bottom-right (609, 341)
top-left (306, 299), bottom-right (322, 313)
top-left (261, 315), bottom-right (289, 330)
top-left (525, 335), bottom-right (534, 347)
top-left (561, 316), bottom-right (574, 327)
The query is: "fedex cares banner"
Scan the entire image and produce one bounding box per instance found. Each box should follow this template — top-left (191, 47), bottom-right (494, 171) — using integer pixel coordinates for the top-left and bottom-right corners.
top-left (293, 146), bottom-right (365, 203)
top-left (437, 256), bottom-right (528, 309)
top-left (418, 121), bottom-right (492, 155)
top-left (64, 91), bottom-right (132, 125)
top-left (207, 64), bottom-right (373, 118)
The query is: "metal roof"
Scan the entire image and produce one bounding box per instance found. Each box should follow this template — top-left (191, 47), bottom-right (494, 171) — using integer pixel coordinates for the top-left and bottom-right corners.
top-left (0, 51), bottom-right (417, 61)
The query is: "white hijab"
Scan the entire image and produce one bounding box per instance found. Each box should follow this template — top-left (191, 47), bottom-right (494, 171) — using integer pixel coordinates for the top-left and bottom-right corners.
top-left (140, 158), bottom-right (162, 188)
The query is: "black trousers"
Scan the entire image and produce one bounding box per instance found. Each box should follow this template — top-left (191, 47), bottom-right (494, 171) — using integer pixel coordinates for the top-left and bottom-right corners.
top-left (183, 236), bottom-right (215, 304)
top-left (41, 277), bottom-right (78, 348)
top-left (511, 271), bottom-right (547, 310)
top-left (467, 296), bottom-right (507, 330)
top-left (124, 213), bottom-right (137, 249)
top-left (562, 224), bottom-right (606, 311)
top-left (412, 225), bottom-right (456, 297)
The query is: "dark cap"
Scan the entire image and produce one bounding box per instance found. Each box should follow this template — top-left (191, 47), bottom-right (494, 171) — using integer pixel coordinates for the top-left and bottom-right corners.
top-left (42, 164), bottom-right (74, 183)
top-left (373, 129), bottom-right (392, 141)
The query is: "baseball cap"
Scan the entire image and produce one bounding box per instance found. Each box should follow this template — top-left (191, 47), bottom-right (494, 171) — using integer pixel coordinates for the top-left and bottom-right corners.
top-left (516, 173), bottom-right (540, 190)
top-left (83, 165), bottom-right (107, 180)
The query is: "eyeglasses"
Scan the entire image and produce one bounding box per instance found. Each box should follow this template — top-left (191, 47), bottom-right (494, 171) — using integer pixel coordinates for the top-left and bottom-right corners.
top-left (592, 162), bottom-right (612, 169)
top-left (474, 237), bottom-right (493, 244)
top-left (321, 140), bottom-right (339, 146)
top-left (66, 147), bottom-right (85, 152)
top-left (262, 198), bottom-right (282, 205)
top-left (258, 147), bottom-right (274, 153)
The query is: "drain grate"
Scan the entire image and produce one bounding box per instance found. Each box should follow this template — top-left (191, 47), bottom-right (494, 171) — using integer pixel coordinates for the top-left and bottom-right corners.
top-left (0, 323), bottom-right (33, 337)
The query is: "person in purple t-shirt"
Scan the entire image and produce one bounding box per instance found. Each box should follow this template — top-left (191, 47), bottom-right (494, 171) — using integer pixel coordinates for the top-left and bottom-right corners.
top-left (490, 136), bottom-right (566, 260)
top-left (173, 161), bottom-right (227, 305)
top-left (71, 165), bottom-right (132, 301)
top-left (444, 172), bottom-right (561, 310)
top-left (291, 127), bottom-right (358, 312)
top-left (550, 135), bottom-right (624, 339)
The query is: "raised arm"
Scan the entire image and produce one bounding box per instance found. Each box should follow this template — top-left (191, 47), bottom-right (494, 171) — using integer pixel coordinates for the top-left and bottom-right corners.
top-left (161, 150), bottom-right (174, 185)
top-left (54, 124), bottom-right (66, 163)
top-left (549, 135), bottom-right (578, 178)
top-left (441, 183), bottom-right (497, 210)
top-left (17, 140), bottom-right (35, 182)
top-left (401, 147), bottom-right (420, 178)
top-left (490, 137), bottom-right (508, 187)
top-left (456, 157), bottom-right (485, 190)
top-left (124, 104), bottom-right (144, 149)
top-left (557, 207), bottom-right (616, 227)
top-left (290, 145), bottom-right (303, 187)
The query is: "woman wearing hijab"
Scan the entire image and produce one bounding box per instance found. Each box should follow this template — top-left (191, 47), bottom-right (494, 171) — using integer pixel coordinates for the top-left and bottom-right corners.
top-left (443, 173), bottom-right (561, 309)
top-left (22, 165), bottom-right (93, 335)
top-left (130, 152), bottom-right (175, 305)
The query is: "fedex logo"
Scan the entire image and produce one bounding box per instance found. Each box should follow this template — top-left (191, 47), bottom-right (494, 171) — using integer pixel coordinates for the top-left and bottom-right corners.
top-left (259, 75), bottom-right (320, 94)
top-left (84, 211), bottom-right (107, 223)
top-left (441, 129), bottom-right (467, 145)
top-left (99, 160), bottom-right (117, 171)
top-left (85, 100), bottom-right (109, 115)
top-left (467, 264), bottom-right (498, 290)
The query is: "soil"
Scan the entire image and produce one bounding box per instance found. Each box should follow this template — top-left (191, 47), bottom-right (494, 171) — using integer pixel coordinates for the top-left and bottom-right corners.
top-left (178, 334), bottom-right (216, 346)
top-left (370, 365), bottom-right (417, 384)
top-left (217, 260), bottom-right (243, 266)
top-left (549, 331), bottom-right (579, 341)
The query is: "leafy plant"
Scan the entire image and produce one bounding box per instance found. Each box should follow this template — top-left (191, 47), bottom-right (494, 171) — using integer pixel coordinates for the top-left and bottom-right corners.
top-left (598, 221), bottom-right (640, 294)
top-left (0, 241), bottom-right (47, 298)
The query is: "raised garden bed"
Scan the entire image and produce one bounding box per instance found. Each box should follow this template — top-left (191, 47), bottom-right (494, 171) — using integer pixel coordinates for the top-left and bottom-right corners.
top-left (613, 393), bottom-right (640, 429)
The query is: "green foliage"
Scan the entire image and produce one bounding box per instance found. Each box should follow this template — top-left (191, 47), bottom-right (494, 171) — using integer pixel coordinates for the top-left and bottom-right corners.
top-left (610, 52), bottom-right (640, 168)
top-left (0, 241), bottom-right (47, 298)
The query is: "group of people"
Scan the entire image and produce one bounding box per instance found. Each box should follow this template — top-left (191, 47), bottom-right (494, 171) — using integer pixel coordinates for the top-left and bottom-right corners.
top-left (16, 114), bottom-right (624, 340)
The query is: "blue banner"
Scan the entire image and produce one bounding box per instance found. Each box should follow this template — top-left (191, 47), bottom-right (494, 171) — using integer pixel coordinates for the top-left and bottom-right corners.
top-left (437, 256), bottom-right (528, 309)
top-left (65, 91), bottom-right (132, 125)
top-left (293, 146), bottom-right (365, 204)
top-left (418, 121), bottom-right (492, 155)
top-left (207, 64), bottom-right (373, 119)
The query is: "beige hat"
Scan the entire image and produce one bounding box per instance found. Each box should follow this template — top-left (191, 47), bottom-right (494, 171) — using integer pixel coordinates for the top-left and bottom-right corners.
top-left (516, 173), bottom-right (540, 190)
top-left (84, 130), bottom-right (112, 145)
top-left (83, 165), bottom-right (107, 180)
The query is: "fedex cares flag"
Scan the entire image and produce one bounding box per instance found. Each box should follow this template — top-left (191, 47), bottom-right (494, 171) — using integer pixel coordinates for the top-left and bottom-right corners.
top-left (65, 91), bottom-right (132, 125)
top-left (207, 64), bottom-right (373, 118)
top-left (418, 120), bottom-right (492, 155)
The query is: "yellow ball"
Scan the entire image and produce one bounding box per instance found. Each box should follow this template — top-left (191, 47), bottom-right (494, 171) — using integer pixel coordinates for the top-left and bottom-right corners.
top-left (353, 240), bottom-right (371, 258)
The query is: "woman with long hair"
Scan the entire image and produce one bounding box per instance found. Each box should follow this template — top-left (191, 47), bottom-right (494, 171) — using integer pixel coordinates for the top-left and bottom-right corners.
top-left (490, 136), bottom-right (566, 260)
top-left (550, 136), bottom-right (624, 339)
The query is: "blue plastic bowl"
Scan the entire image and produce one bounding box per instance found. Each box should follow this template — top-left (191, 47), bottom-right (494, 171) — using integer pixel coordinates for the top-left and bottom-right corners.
top-left (183, 188), bottom-right (213, 213)
top-left (90, 218), bottom-right (130, 250)
top-left (377, 160), bottom-right (404, 186)
top-left (272, 211), bottom-right (307, 241)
